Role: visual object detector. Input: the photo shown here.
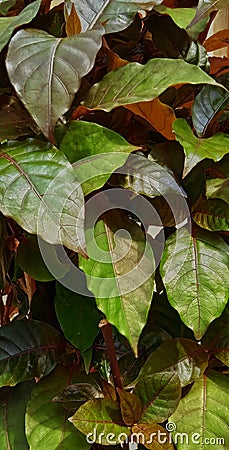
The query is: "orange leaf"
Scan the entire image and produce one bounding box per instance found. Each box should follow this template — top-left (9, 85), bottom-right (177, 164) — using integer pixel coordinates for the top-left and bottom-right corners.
top-left (125, 98), bottom-right (176, 140)
top-left (204, 29), bottom-right (229, 52)
top-left (132, 423), bottom-right (174, 450)
top-left (71, 105), bottom-right (91, 120)
top-left (209, 56), bottom-right (229, 76)
top-left (65, 3), bottom-right (81, 36)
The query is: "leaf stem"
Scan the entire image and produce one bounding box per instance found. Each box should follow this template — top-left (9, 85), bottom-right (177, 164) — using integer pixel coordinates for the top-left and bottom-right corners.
top-left (99, 319), bottom-right (123, 390)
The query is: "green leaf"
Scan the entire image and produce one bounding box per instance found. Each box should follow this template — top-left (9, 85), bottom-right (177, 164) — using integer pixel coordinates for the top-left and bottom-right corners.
top-left (0, 213), bottom-right (11, 289)
top-left (69, 398), bottom-right (130, 445)
top-left (202, 305), bottom-right (229, 367)
top-left (0, 139), bottom-right (85, 253)
top-left (26, 365), bottom-right (90, 450)
top-left (52, 382), bottom-right (104, 412)
top-left (60, 120), bottom-right (137, 195)
top-left (173, 118), bottom-right (229, 176)
top-left (60, 121), bottom-right (137, 163)
top-left (136, 338), bottom-right (208, 387)
top-left (0, 381), bottom-right (35, 450)
top-left (79, 209), bottom-right (155, 354)
top-left (0, 320), bottom-right (66, 387)
top-left (6, 27), bottom-right (103, 143)
top-left (83, 58), bottom-right (219, 111)
top-left (192, 198), bottom-right (229, 231)
top-left (16, 235), bottom-right (54, 281)
top-left (188, 0), bottom-right (229, 28)
top-left (135, 371), bottom-right (181, 423)
top-left (192, 85), bottom-right (229, 137)
top-left (0, 0), bottom-right (16, 16)
top-left (0, 0), bottom-right (41, 52)
top-left (55, 282), bottom-right (102, 357)
top-left (170, 370), bottom-right (229, 450)
top-left (160, 226), bottom-right (229, 340)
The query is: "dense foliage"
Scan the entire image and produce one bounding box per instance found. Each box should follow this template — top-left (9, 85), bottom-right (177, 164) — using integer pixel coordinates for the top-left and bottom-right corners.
top-left (0, 0), bottom-right (229, 449)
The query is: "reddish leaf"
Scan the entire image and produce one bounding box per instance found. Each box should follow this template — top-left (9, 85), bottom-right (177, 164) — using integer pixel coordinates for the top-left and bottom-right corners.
top-left (204, 29), bottom-right (229, 52)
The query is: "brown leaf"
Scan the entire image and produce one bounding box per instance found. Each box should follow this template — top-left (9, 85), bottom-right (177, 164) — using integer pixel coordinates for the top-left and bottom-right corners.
top-left (117, 388), bottom-right (142, 426)
top-left (126, 98), bottom-right (176, 140)
top-left (204, 29), bottom-right (229, 52)
top-left (66, 3), bottom-right (81, 36)
top-left (132, 423), bottom-right (174, 450)
top-left (209, 56), bottom-right (229, 76)
top-left (71, 105), bottom-right (91, 120)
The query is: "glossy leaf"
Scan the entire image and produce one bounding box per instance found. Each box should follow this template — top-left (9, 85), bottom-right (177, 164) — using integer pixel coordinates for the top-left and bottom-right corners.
top-left (202, 304), bottom-right (229, 366)
top-left (55, 283), bottom-right (102, 356)
top-left (192, 85), bottom-right (229, 137)
top-left (16, 235), bottom-right (54, 281)
top-left (193, 198), bottom-right (229, 231)
top-left (173, 118), bottom-right (229, 176)
top-left (132, 423), bottom-right (174, 450)
top-left (0, 0), bottom-right (41, 52)
top-left (188, 0), bottom-right (229, 28)
top-left (160, 226), bottom-right (229, 340)
top-left (206, 176), bottom-right (229, 205)
top-left (135, 371), bottom-right (181, 424)
top-left (0, 320), bottom-right (66, 387)
top-left (170, 370), bottom-right (229, 450)
top-left (0, 139), bottom-right (85, 253)
top-left (65, 3), bottom-right (82, 36)
top-left (26, 365), bottom-right (90, 450)
top-left (79, 209), bottom-right (155, 354)
top-left (136, 338), bottom-right (208, 387)
top-left (0, 381), bottom-right (35, 450)
top-left (114, 153), bottom-right (185, 198)
top-left (52, 382), bottom-right (104, 411)
top-left (64, 0), bottom-right (109, 32)
top-left (6, 27), bottom-right (103, 142)
top-left (83, 58), bottom-right (219, 111)
top-left (69, 398), bottom-right (131, 444)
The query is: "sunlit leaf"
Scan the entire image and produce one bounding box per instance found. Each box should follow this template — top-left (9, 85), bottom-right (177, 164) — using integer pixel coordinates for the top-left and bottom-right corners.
top-left (0, 139), bottom-right (85, 253)
top-left (0, 320), bottom-right (66, 387)
top-left (69, 398), bottom-right (130, 444)
top-left (6, 27), bottom-right (103, 142)
top-left (136, 338), bottom-right (208, 387)
top-left (135, 371), bottom-right (181, 423)
top-left (0, 381), bottom-right (35, 450)
top-left (206, 176), bottom-right (229, 205)
top-left (173, 118), bottom-right (229, 176)
top-left (170, 370), bottom-right (229, 450)
top-left (26, 365), bottom-right (90, 449)
top-left (79, 209), bottom-right (155, 354)
top-left (83, 58), bottom-right (219, 111)
top-left (0, 0), bottom-right (41, 52)
top-left (0, 0), bottom-right (16, 15)
top-left (132, 423), bottom-right (174, 450)
top-left (192, 85), bottom-right (229, 137)
top-left (160, 226), bottom-right (229, 340)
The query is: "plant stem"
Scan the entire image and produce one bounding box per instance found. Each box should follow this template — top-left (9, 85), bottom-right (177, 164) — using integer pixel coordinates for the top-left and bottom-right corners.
top-left (99, 319), bottom-right (123, 390)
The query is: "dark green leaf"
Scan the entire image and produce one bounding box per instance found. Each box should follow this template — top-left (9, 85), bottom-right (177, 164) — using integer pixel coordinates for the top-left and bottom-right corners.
top-left (0, 0), bottom-right (16, 16)
top-left (0, 0), bottom-right (41, 52)
top-left (136, 338), bottom-right (208, 387)
top-left (0, 139), bottom-right (85, 253)
top-left (0, 381), bottom-right (35, 450)
top-left (0, 320), bottom-right (66, 387)
top-left (83, 58), bottom-right (219, 111)
top-left (0, 95), bottom-right (39, 141)
top-left (16, 235), bottom-right (54, 281)
top-left (160, 226), bottom-right (229, 339)
top-left (6, 27), bottom-right (103, 142)
top-left (135, 371), bottom-right (181, 423)
top-left (192, 85), bottom-right (229, 137)
top-left (52, 382), bottom-right (104, 411)
top-left (55, 282), bottom-right (102, 358)
top-left (26, 365), bottom-right (90, 449)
